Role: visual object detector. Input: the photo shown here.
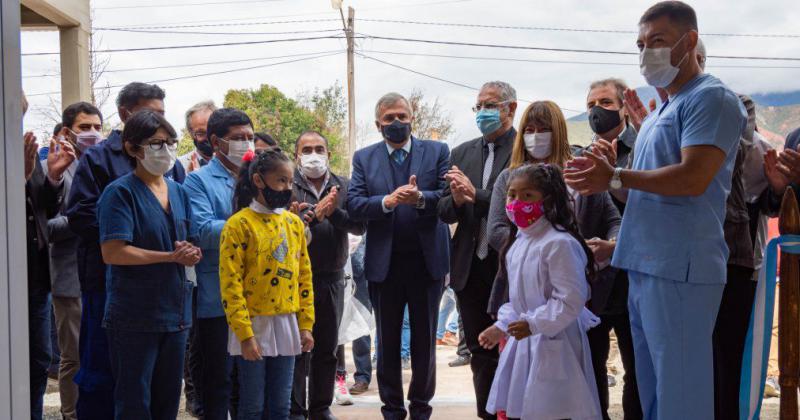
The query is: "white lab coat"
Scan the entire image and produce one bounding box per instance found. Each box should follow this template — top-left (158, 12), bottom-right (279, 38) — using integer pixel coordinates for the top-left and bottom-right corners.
top-left (486, 219), bottom-right (602, 420)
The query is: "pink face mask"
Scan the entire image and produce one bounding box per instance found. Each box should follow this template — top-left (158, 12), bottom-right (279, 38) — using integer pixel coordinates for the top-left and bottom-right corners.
top-left (505, 199), bottom-right (545, 229)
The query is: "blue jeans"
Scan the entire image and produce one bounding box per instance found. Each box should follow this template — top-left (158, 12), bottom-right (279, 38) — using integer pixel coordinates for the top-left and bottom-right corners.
top-left (237, 355), bottom-right (295, 420)
top-left (436, 287), bottom-right (459, 339)
top-left (29, 291), bottom-right (52, 420)
top-left (107, 328), bottom-right (189, 420)
top-left (352, 335), bottom-right (372, 384)
top-left (374, 306), bottom-right (410, 359)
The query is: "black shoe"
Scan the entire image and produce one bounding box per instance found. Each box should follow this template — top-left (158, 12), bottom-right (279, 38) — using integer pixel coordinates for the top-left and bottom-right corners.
top-left (448, 354), bottom-right (471, 367)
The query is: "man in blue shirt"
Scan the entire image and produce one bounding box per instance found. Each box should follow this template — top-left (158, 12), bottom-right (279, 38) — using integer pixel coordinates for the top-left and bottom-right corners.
top-left (66, 82), bottom-right (185, 419)
top-left (183, 108), bottom-right (254, 420)
top-left (564, 3), bottom-right (746, 419)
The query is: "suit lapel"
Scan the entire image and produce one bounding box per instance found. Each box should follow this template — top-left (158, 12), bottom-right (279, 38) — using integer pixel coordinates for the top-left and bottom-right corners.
top-left (378, 144), bottom-right (395, 193)
top-left (463, 139), bottom-right (484, 187)
top-left (409, 137), bottom-right (425, 179)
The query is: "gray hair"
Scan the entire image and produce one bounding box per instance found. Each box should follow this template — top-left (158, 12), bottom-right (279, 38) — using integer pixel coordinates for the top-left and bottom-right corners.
top-left (374, 92), bottom-right (411, 120)
top-left (588, 78), bottom-right (629, 106)
top-left (480, 81), bottom-right (517, 103)
top-left (696, 38), bottom-right (706, 71)
top-left (185, 100), bottom-right (217, 132)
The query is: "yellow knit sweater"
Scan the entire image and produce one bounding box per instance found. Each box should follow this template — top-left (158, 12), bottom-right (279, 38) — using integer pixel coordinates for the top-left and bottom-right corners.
top-left (219, 207), bottom-right (314, 342)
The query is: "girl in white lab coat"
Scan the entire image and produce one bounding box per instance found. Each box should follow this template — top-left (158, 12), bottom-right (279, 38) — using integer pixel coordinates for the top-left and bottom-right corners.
top-left (479, 163), bottom-right (602, 420)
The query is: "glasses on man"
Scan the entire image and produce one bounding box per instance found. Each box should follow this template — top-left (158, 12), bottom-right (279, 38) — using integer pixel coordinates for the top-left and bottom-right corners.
top-left (192, 130), bottom-right (208, 141)
top-left (472, 101), bottom-right (508, 113)
top-left (219, 135), bottom-right (255, 143)
top-left (146, 138), bottom-right (178, 151)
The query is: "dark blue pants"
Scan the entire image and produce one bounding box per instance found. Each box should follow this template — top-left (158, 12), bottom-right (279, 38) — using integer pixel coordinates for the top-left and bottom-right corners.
top-left (237, 355), bottom-right (295, 420)
top-left (29, 290), bottom-right (52, 420)
top-left (369, 254), bottom-right (443, 420)
top-left (197, 316), bottom-right (234, 420)
top-left (76, 290), bottom-right (114, 420)
top-left (107, 328), bottom-right (189, 420)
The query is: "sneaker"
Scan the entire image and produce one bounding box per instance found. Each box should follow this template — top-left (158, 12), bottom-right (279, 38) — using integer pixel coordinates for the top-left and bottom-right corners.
top-left (402, 357), bottom-right (411, 370)
top-left (334, 373), bottom-right (354, 406)
top-left (607, 374), bottom-right (617, 388)
top-left (349, 381), bottom-right (369, 395)
top-left (441, 331), bottom-right (459, 346)
top-left (764, 376), bottom-right (781, 398)
top-left (448, 354), bottom-right (471, 367)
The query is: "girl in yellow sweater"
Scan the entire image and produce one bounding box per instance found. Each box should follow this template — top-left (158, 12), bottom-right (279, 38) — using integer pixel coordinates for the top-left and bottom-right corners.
top-left (219, 148), bottom-right (314, 420)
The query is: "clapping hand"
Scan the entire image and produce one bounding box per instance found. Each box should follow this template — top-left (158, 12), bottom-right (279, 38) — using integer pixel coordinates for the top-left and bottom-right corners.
top-left (24, 132), bottom-right (38, 181)
top-left (564, 151), bottom-right (615, 196)
top-left (590, 139), bottom-right (618, 168)
top-left (171, 241), bottom-right (202, 266)
top-left (386, 176), bottom-right (420, 208)
top-left (507, 320), bottom-right (533, 340)
top-left (314, 186), bottom-right (338, 222)
top-left (765, 149), bottom-right (790, 194)
top-left (777, 145), bottom-right (800, 185)
top-left (445, 166), bottom-right (476, 207)
top-left (47, 137), bottom-right (77, 182)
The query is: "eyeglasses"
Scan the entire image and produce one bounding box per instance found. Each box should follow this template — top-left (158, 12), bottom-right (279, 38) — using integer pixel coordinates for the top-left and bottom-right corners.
top-left (192, 130), bottom-right (208, 140)
top-left (146, 138), bottom-right (178, 151)
top-left (472, 101), bottom-right (509, 113)
top-left (219, 136), bottom-right (255, 143)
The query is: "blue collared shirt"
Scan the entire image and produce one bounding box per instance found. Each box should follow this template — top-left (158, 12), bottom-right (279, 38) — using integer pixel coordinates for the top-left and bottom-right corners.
top-left (612, 74), bottom-right (747, 284)
top-left (183, 157), bottom-right (235, 318)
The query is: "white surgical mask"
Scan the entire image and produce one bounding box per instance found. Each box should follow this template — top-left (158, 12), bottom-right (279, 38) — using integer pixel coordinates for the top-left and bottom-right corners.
top-left (222, 139), bottom-right (254, 167)
top-left (300, 153), bottom-right (328, 179)
top-left (524, 132), bottom-right (552, 160)
top-left (639, 32), bottom-right (689, 88)
top-left (140, 143), bottom-right (178, 176)
top-left (70, 129), bottom-right (102, 152)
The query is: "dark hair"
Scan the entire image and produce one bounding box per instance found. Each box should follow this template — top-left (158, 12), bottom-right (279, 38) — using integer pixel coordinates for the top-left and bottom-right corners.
top-left (255, 132), bottom-right (277, 147)
top-left (207, 108), bottom-right (253, 141)
top-left (52, 123), bottom-right (63, 136)
top-left (639, 1), bottom-right (698, 31)
top-left (293, 130), bottom-right (329, 153)
top-left (498, 163), bottom-right (596, 285)
top-left (62, 101), bottom-right (103, 129)
top-left (121, 110), bottom-right (177, 164)
top-left (233, 149), bottom-right (292, 212)
top-left (116, 82), bottom-right (166, 110)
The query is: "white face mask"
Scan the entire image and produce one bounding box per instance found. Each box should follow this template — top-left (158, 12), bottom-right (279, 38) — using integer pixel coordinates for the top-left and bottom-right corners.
top-left (140, 143), bottom-right (177, 176)
top-left (222, 139), bottom-right (254, 167)
top-left (299, 153), bottom-right (328, 179)
top-left (639, 32), bottom-right (689, 88)
top-left (70, 129), bottom-right (102, 153)
top-left (524, 132), bottom-right (552, 160)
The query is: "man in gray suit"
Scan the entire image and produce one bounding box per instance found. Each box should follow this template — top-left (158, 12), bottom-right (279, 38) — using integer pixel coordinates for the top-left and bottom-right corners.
top-left (47, 102), bottom-right (103, 420)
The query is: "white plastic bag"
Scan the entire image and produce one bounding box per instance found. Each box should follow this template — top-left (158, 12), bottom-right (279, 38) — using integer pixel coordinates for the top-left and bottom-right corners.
top-left (338, 269), bottom-right (375, 345)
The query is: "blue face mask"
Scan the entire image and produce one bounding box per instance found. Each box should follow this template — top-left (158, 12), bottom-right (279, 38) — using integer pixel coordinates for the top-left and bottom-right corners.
top-left (476, 109), bottom-right (502, 135)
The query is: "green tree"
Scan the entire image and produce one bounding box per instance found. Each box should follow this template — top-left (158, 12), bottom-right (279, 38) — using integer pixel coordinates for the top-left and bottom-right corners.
top-left (223, 83), bottom-right (348, 173)
top-left (408, 89), bottom-right (453, 141)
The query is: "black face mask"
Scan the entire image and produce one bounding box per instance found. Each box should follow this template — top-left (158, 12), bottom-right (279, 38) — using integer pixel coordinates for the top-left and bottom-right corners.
top-left (261, 185), bottom-right (293, 209)
top-left (194, 139), bottom-right (214, 159)
top-left (588, 106), bottom-right (622, 136)
top-left (381, 120), bottom-right (412, 144)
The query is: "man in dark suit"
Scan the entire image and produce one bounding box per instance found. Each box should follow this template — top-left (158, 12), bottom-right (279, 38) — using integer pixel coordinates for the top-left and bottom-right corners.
top-left (347, 92), bottom-right (450, 420)
top-left (437, 81), bottom-right (516, 420)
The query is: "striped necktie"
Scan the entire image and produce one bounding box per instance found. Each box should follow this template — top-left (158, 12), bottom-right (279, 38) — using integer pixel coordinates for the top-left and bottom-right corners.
top-left (476, 142), bottom-right (495, 259)
top-left (391, 148), bottom-right (408, 165)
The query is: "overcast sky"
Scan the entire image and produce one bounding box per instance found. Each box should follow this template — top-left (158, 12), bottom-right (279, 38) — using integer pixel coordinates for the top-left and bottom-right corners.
top-left (20, 0), bottom-right (800, 148)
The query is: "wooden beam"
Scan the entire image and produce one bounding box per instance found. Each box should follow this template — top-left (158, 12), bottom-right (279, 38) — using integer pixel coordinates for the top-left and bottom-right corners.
top-left (778, 187), bottom-right (800, 420)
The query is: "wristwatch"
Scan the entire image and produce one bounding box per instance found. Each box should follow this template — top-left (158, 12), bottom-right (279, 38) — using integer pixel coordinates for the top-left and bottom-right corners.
top-left (609, 167), bottom-right (623, 190)
top-left (415, 191), bottom-right (425, 209)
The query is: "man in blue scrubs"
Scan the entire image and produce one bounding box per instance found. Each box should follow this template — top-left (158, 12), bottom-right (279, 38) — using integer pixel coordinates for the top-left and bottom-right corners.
top-left (564, 2), bottom-right (746, 419)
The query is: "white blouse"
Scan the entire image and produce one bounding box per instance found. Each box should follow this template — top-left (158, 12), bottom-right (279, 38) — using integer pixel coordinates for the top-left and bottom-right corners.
top-left (227, 200), bottom-right (302, 357)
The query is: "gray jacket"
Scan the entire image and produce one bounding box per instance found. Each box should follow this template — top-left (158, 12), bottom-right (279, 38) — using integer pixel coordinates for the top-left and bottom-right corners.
top-left (46, 160), bottom-right (80, 298)
top-left (486, 167), bottom-right (621, 314)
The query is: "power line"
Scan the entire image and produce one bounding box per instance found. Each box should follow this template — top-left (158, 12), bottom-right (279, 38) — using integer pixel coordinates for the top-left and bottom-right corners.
top-left (27, 51), bottom-right (342, 97)
top-left (22, 35), bottom-right (348, 56)
top-left (23, 50), bottom-right (343, 78)
top-left (357, 33), bottom-right (800, 61)
top-left (357, 18), bottom-right (800, 39)
top-left (96, 18), bottom-right (340, 31)
top-left (95, 27), bottom-right (342, 36)
top-left (96, 0), bottom-right (285, 10)
top-left (359, 49), bottom-right (800, 69)
top-left (356, 52), bottom-right (584, 115)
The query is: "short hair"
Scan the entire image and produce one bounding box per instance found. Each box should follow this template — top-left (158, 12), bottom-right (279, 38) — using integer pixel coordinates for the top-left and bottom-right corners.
top-left (206, 108), bottom-right (253, 141)
top-left (588, 78), bottom-right (629, 107)
top-left (121, 110), bottom-right (177, 157)
top-left (116, 82), bottom-right (166, 110)
top-left (480, 81), bottom-right (517, 103)
top-left (639, 1), bottom-right (698, 31)
top-left (294, 130), bottom-right (329, 153)
top-left (62, 101), bottom-right (103, 129)
top-left (52, 123), bottom-right (63, 136)
top-left (374, 92), bottom-right (411, 120)
top-left (255, 132), bottom-right (277, 147)
top-left (184, 100), bottom-right (217, 132)
top-left (696, 38), bottom-right (707, 70)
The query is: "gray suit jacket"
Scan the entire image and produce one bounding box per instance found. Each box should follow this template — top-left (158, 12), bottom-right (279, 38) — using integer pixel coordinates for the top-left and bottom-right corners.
top-left (46, 160), bottom-right (80, 298)
top-left (486, 167), bottom-right (621, 314)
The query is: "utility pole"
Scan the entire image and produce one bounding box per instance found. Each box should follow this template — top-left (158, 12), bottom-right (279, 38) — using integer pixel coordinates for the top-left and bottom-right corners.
top-left (344, 7), bottom-right (356, 160)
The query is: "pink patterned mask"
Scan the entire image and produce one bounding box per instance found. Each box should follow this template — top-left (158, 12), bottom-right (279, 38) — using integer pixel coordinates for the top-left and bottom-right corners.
top-left (505, 199), bottom-right (545, 229)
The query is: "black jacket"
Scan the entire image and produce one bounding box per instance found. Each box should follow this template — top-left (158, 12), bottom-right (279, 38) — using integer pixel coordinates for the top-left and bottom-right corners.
top-left (27, 159), bottom-right (64, 292)
top-left (293, 169), bottom-right (366, 275)
top-left (438, 128), bottom-right (515, 291)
